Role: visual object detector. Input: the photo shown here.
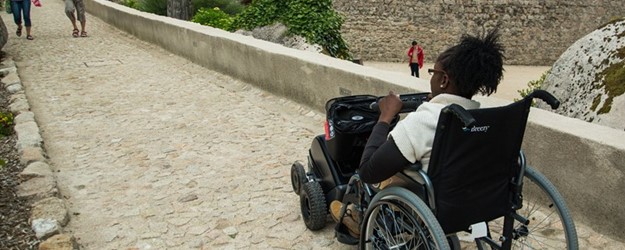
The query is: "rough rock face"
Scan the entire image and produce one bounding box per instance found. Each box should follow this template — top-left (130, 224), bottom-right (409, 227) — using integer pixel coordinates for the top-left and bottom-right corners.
top-left (235, 23), bottom-right (322, 53)
top-left (0, 16), bottom-right (8, 51)
top-left (540, 18), bottom-right (625, 131)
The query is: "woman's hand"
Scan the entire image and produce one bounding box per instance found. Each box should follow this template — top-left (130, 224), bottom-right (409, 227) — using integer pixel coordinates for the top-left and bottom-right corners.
top-left (378, 91), bottom-right (403, 124)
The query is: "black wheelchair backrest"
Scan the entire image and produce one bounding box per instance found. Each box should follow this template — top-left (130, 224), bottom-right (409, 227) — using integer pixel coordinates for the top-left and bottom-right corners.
top-left (427, 90), bottom-right (557, 234)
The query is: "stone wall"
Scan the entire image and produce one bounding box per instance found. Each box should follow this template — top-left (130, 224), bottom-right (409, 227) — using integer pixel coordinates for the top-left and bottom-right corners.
top-left (333, 0), bottom-right (625, 65)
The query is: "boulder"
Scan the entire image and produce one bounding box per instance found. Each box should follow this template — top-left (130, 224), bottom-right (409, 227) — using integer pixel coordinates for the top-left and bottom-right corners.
top-left (540, 17), bottom-right (625, 131)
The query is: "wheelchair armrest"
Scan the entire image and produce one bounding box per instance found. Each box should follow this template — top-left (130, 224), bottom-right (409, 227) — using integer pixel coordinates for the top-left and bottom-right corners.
top-left (403, 163), bottom-right (437, 212)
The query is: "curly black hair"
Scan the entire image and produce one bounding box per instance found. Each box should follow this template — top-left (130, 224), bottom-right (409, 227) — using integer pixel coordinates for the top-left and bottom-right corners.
top-left (436, 27), bottom-right (505, 98)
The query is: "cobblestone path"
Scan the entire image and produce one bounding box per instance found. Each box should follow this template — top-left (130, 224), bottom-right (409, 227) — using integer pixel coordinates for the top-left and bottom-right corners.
top-left (2, 1), bottom-right (624, 249)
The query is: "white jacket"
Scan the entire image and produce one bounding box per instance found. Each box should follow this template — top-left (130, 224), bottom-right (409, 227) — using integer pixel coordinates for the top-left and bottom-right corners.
top-left (389, 94), bottom-right (480, 172)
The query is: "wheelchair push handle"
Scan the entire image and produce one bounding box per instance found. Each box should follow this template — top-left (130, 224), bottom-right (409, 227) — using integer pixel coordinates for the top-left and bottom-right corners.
top-left (442, 104), bottom-right (476, 127)
top-left (526, 89), bottom-right (560, 109)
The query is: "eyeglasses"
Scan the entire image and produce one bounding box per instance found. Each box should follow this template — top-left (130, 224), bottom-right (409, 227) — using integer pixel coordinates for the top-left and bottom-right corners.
top-left (428, 69), bottom-right (446, 76)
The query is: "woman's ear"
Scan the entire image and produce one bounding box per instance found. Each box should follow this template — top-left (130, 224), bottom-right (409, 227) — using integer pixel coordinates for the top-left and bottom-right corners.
top-left (440, 75), bottom-right (449, 89)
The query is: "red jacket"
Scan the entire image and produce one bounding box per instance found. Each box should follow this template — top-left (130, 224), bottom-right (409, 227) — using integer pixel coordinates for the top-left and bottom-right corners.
top-left (408, 46), bottom-right (424, 68)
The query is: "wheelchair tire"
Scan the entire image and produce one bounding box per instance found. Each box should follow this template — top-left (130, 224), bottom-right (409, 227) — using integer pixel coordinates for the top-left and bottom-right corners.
top-left (291, 161), bottom-right (306, 195)
top-left (360, 186), bottom-right (451, 250)
top-left (476, 165), bottom-right (578, 249)
top-left (300, 181), bottom-right (328, 230)
top-left (447, 234), bottom-right (461, 250)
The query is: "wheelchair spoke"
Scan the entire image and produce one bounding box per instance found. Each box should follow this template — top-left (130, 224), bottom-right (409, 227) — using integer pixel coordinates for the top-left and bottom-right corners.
top-left (362, 187), bottom-right (450, 249)
top-left (367, 200), bottom-right (440, 250)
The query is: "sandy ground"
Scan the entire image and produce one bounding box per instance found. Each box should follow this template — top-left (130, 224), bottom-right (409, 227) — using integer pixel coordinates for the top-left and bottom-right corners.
top-left (363, 62), bottom-right (551, 101)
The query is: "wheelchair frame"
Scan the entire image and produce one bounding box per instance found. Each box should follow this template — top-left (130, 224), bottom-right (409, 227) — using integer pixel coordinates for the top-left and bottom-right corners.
top-left (292, 90), bottom-right (578, 250)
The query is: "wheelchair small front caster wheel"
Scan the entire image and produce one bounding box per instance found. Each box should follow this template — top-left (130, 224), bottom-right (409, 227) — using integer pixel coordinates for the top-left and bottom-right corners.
top-left (300, 181), bottom-right (327, 230)
top-left (291, 161), bottom-right (306, 195)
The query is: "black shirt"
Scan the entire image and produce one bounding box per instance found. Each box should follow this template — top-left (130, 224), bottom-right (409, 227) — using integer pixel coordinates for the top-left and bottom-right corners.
top-left (359, 122), bottom-right (411, 183)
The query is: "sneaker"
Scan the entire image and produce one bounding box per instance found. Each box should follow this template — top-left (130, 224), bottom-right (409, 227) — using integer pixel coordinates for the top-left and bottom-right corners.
top-left (330, 200), bottom-right (360, 237)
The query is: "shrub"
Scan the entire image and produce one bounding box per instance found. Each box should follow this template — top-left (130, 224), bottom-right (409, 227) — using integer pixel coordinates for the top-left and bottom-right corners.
top-left (282, 0), bottom-right (350, 59)
top-left (231, 0), bottom-right (285, 31)
top-left (231, 0), bottom-right (351, 60)
top-left (139, 0), bottom-right (167, 15)
top-left (0, 111), bottom-right (14, 137)
top-left (192, 7), bottom-right (234, 30)
top-left (119, 0), bottom-right (139, 9)
top-left (191, 0), bottom-right (244, 16)
top-left (517, 69), bottom-right (551, 105)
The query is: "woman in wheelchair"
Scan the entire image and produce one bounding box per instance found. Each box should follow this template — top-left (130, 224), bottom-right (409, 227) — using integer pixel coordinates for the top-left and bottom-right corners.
top-left (320, 26), bottom-right (577, 250)
top-left (330, 27), bottom-right (505, 237)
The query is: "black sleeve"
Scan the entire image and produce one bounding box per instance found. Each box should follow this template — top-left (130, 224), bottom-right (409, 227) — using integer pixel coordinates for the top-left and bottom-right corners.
top-left (359, 122), bottom-right (411, 183)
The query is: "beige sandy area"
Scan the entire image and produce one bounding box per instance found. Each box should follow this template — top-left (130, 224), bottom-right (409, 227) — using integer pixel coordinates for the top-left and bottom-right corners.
top-left (364, 62), bottom-right (551, 101)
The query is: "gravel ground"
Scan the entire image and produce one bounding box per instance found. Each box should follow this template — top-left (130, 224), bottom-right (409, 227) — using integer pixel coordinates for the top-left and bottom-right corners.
top-left (0, 54), bottom-right (39, 249)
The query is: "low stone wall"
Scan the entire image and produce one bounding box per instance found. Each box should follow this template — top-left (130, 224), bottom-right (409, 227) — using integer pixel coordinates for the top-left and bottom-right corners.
top-left (86, 0), bottom-right (625, 241)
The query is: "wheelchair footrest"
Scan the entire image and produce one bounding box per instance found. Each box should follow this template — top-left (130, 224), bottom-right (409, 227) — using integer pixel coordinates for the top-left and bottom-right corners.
top-left (335, 223), bottom-right (359, 245)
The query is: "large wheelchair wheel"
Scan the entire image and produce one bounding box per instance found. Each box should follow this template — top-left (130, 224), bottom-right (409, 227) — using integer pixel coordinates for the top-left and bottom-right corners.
top-left (300, 181), bottom-right (328, 230)
top-left (360, 187), bottom-right (450, 250)
top-left (477, 165), bottom-right (578, 249)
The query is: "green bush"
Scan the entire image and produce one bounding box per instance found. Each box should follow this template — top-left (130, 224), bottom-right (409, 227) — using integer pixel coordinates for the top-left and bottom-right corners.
top-left (120, 0), bottom-right (138, 9)
top-left (139, 0), bottom-right (167, 15)
top-left (0, 111), bottom-right (14, 137)
top-left (191, 0), bottom-right (244, 16)
top-left (517, 69), bottom-right (551, 105)
top-left (283, 0), bottom-right (350, 59)
top-left (231, 0), bottom-right (285, 30)
top-left (231, 0), bottom-right (351, 59)
top-left (192, 7), bottom-right (234, 30)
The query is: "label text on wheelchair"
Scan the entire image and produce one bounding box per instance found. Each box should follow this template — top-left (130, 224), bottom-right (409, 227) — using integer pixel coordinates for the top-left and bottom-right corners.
top-left (462, 125), bottom-right (490, 133)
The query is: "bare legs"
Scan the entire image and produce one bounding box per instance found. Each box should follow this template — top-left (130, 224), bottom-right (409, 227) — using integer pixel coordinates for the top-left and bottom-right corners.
top-left (80, 19), bottom-right (86, 36)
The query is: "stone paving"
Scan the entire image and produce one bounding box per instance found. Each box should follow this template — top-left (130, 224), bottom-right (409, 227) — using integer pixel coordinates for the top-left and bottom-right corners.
top-left (2, 1), bottom-right (625, 249)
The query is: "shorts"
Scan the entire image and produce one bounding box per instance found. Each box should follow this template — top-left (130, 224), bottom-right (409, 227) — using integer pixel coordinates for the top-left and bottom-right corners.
top-left (65, 0), bottom-right (85, 22)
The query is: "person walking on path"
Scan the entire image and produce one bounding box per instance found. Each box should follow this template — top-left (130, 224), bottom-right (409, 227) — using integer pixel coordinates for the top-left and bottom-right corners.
top-left (65, 0), bottom-right (87, 37)
top-left (9, 0), bottom-right (34, 40)
top-left (407, 40), bottom-right (424, 77)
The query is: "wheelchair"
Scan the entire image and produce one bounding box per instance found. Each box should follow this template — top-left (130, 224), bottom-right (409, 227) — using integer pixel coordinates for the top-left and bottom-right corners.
top-left (291, 90), bottom-right (578, 249)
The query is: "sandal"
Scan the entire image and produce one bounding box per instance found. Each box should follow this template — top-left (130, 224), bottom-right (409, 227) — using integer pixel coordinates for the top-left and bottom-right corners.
top-left (26, 35), bottom-right (34, 40)
top-left (80, 31), bottom-right (88, 37)
top-left (16, 27), bottom-right (22, 37)
top-left (72, 29), bottom-right (79, 38)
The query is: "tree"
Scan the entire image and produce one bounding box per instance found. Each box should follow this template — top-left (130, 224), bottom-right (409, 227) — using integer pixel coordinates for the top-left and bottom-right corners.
top-left (167, 0), bottom-right (192, 20)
